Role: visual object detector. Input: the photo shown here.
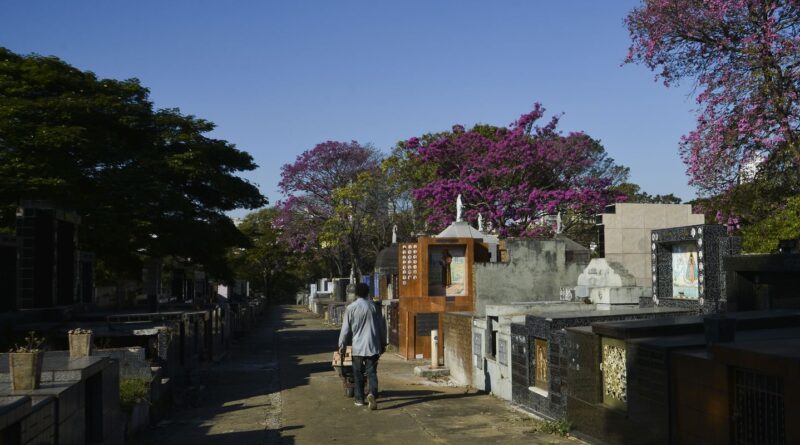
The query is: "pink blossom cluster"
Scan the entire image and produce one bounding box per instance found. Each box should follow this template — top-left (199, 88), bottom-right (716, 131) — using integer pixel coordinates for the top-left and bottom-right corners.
top-left (626, 0), bottom-right (800, 196)
top-left (276, 141), bottom-right (380, 252)
top-left (409, 105), bottom-right (624, 237)
top-left (715, 210), bottom-right (742, 234)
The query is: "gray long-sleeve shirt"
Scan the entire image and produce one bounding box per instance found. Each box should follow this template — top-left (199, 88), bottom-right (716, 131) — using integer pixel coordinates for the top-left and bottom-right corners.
top-left (338, 298), bottom-right (386, 357)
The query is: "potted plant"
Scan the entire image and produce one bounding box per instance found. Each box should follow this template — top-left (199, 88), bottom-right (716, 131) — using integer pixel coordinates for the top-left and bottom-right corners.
top-left (9, 331), bottom-right (45, 391)
top-left (68, 328), bottom-right (94, 359)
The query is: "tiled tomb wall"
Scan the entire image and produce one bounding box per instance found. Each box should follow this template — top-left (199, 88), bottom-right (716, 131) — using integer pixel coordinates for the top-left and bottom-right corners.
top-left (508, 308), bottom-right (693, 420)
top-left (650, 224), bottom-right (740, 313)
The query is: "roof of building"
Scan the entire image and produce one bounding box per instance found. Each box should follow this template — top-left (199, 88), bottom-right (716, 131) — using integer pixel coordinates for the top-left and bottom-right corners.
top-left (436, 221), bottom-right (499, 244)
top-left (374, 244), bottom-right (398, 272)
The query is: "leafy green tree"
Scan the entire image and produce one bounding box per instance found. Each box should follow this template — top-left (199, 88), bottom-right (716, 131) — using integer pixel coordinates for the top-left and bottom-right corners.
top-left (382, 133), bottom-right (442, 235)
top-left (231, 207), bottom-right (322, 303)
top-left (740, 196), bottom-right (800, 253)
top-left (612, 183), bottom-right (682, 205)
top-left (323, 170), bottom-right (404, 276)
top-left (277, 141), bottom-right (383, 277)
top-left (0, 48), bottom-right (265, 280)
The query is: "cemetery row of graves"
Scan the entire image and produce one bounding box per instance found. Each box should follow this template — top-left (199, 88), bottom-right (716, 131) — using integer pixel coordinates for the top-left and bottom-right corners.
top-left (309, 202), bottom-right (800, 445)
top-left (0, 201), bottom-right (266, 444)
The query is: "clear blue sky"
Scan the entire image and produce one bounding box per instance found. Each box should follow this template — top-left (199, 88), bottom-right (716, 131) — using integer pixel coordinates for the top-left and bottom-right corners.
top-left (1, 1), bottom-right (699, 213)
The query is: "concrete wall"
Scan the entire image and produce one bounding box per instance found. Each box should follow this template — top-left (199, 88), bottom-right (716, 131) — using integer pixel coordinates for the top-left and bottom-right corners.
top-left (471, 315), bottom-right (519, 400)
top-left (473, 239), bottom-right (589, 316)
top-left (600, 203), bottom-right (704, 288)
top-left (442, 313), bottom-right (473, 386)
top-left (488, 318), bottom-right (515, 401)
top-left (471, 318), bottom-right (487, 392)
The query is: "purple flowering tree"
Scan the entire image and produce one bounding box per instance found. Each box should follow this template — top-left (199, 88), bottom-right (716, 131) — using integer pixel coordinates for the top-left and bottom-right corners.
top-left (277, 141), bottom-right (381, 276)
top-left (408, 105), bottom-right (627, 238)
top-left (626, 1), bottom-right (800, 217)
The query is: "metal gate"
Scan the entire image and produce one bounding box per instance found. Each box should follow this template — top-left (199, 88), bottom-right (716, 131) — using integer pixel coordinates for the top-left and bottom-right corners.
top-left (732, 368), bottom-right (785, 445)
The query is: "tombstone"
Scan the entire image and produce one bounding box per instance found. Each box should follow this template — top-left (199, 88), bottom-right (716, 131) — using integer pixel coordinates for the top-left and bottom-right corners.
top-left (333, 278), bottom-right (349, 302)
top-left (724, 237), bottom-right (800, 311)
top-left (573, 259), bottom-right (647, 310)
top-left (77, 251), bottom-right (96, 304)
top-left (143, 258), bottom-right (162, 311)
top-left (345, 282), bottom-right (356, 302)
top-left (308, 283), bottom-right (317, 310)
top-left (596, 203), bottom-right (705, 289)
top-left (0, 235), bottom-right (16, 312)
top-left (170, 267), bottom-right (187, 302)
top-left (15, 201), bottom-right (81, 309)
top-left (650, 224), bottom-right (740, 313)
top-left (374, 244), bottom-right (399, 300)
top-left (193, 270), bottom-right (208, 304)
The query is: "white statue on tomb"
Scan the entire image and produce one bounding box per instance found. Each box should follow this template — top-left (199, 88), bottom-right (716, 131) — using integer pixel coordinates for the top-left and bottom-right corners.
top-left (456, 194), bottom-right (463, 222)
top-left (392, 224), bottom-right (398, 244)
top-left (478, 213), bottom-right (484, 232)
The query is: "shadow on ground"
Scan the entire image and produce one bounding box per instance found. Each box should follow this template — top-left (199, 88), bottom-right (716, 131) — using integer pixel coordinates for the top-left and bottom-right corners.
top-left (377, 389), bottom-right (482, 410)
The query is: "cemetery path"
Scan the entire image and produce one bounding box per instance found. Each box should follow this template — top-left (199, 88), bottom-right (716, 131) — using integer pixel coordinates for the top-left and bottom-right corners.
top-left (276, 305), bottom-right (581, 445)
top-left (132, 306), bottom-right (283, 445)
top-left (134, 306), bottom-right (582, 445)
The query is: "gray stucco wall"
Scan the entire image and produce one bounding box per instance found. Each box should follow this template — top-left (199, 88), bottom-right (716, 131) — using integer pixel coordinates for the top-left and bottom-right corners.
top-left (473, 239), bottom-right (589, 316)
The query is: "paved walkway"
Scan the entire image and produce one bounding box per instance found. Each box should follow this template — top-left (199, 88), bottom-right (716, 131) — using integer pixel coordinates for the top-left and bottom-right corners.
top-left (135, 305), bottom-right (580, 445)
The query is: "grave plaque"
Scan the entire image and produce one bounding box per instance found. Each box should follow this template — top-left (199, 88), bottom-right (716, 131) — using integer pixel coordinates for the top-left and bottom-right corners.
top-left (400, 243), bottom-right (419, 286)
top-left (498, 338), bottom-right (508, 366)
top-left (601, 337), bottom-right (627, 409)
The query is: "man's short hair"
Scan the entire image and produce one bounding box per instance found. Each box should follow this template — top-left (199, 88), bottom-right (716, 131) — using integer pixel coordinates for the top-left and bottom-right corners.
top-left (355, 283), bottom-right (370, 298)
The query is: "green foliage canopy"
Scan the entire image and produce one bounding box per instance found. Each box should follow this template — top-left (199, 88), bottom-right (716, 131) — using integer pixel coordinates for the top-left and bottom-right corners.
top-left (230, 207), bottom-right (321, 302)
top-left (0, 48), bottom-right (265, 279)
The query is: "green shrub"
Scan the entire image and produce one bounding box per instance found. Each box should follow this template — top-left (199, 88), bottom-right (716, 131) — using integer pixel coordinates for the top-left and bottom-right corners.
top-left (120, 378), bottom-right (150, 414)
top-left (529, 417), bottom-right (572, 437)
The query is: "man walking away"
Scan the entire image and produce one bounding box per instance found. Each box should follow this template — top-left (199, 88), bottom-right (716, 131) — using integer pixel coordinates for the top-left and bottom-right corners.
top-left (339, 283), bottom-right (386, 410)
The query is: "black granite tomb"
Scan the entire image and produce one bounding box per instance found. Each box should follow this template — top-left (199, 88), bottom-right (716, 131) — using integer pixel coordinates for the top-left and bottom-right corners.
top-left (650, 224), bottom-right (740, 313)
top-left (0, 235), bottom-right (16, 312)
top-left (509, 306), bottom-right (693, 420)
top-left (16, 202), bottom-right (81, 309)
top-left (724, 245), bottom-right (800, 311)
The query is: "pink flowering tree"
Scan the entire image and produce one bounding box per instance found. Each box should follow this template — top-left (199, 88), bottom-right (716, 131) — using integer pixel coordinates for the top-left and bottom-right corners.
top-left (276, 141), bottom-right (382, 276)
top-left (626, 0), bottom-right (800, 228)
top-left (408, 105), bottom-right (628, 238)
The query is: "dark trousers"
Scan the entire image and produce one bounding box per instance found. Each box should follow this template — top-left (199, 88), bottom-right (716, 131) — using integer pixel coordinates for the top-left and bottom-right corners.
top-left (352, 355), bottom-right (379, 402)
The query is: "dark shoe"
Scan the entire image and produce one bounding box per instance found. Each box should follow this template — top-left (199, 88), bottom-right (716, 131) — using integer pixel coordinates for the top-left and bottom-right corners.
top-left (354, 400), bottom-right (365, 407)
top-left (367, 393), bottom-right (377, 410)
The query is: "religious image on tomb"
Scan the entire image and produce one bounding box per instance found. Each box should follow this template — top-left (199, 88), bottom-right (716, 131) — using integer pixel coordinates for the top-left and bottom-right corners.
top-left (534, 338), bottom-right (548, 390)
top-left (427, 246), bottom-right (467, 296)
top-left (447, 256), bottom-right (466, 296)
top-left (671, 242), bottom-right (699, 299)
